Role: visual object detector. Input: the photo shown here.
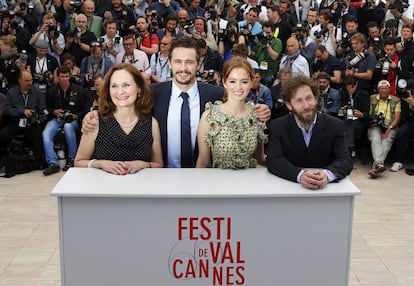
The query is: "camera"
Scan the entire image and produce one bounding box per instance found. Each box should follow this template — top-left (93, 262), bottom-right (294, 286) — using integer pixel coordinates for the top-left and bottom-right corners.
top-left (314, 26), bottom-right (328, 39)
top-left (346, 52), bottom-right (366, 69)
top-left (61, 110), bottom-right (74, 123)
top-left (19, 50), bottom-right (28, 62)
top-left (69, 0), bottom-right (82, 13)
top-left (381, 56), bottom-right (391, 75)
top-left (338, 106), bottom-right (354, 120)
top-left (125, 0), bottom-right (134, 7)
top-left (10, 20), bottom-right (18, 30)
top-left (184, 20), bottom-right (196, 35)
top-left (369, 113), bottom-right (389, 131)
top-left (257, 32), bottom-right (272, 45)
top-left (67, 27), bottom-right (81, 38)
top-left (28, 111), bottom-right (40, 126)
top-left (396, 79), bottom-right (411, 98)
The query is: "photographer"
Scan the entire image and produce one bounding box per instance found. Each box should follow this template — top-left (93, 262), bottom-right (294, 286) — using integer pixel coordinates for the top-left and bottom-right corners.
top-left (26, 40), bottom-right (59, 94)
top-left (0, 34), bottom-right (23, 93)
top-left (279, 36), bottom-right (310, 77)
top-left (12, 0), bottom-right (40, 35)
top-left (150, 35), bottom-right (172, 83)
top-left (29, 15), bottom-right (65, 63)
top-left (309, 9), bottom-right (337, 56)
top-left (104, 0), bottom-right (136, 36)
top-left (185, 0), bottom-right (205, 20)
top-left (246, 69), bottom-right (273, 110)
top-left (366, 21), bottom-right (384, 59)
top-left (335, 15), bottom-right (358, 60)
top-left (135, 16), bottom-right (159, 59)
top-left (294, 25), bottom-right (316, 63)
top-left (385, 0), bottom-right (413, 36)
top-left (395, 24), bottom-right (414, 79)
top-left (344, 33), bottom-right (376, 95)
top-left (339, 74), bottom-right (370, 158)
top-left (151, 0), bottom-right (181, 21)
top-left (64, 13), bottom-right (97, 66)
top-left (156, 14), bottom-right (184, 41)
top-left (237, 7), bottom-right (263, 51)
top-left (267, 5), bottom-right (292, 51)
top-left (79, 42), bottom-right (113, 90)
top-left (42, 66), bottom-right (86, 175)
top-left (218, 21), bottom-right (242, 62)
top-left (390, 79), bottom-right (414, 172)
top-left (69, 0), bottom-right (103, 38)
top-left (376, 40), bottom-right (402, 95)
top-left (196, 39), bottom-right (223, 84)
top-left (367, 80), bottom-right (401, 178)
top-left (99, 19), bottom-right (124, 64)
top-left (332, 0), bottom-right (357, 36)
top-left (251, 21), bottom-right (282, 88)
top-left (0, 70), bottom-right (47, 168)
top-left (115, 34), bottom-right (151, 75)
top-left (316, 71), bottom-right (341, 117)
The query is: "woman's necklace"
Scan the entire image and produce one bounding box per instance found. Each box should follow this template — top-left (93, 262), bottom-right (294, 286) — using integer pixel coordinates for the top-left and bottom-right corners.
top-left (113, 114), bottom-right (138, 128)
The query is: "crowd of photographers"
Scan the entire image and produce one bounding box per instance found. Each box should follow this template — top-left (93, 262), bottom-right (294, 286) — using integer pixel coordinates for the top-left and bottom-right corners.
top-left (1, 0), bottom-right (414, 178)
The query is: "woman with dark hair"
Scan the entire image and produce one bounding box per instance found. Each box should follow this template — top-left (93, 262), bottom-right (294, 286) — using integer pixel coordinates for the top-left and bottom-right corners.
top-left (75, 63), bottom-right (163, 174)
top-left (196, 57), bottom-right (267, 168)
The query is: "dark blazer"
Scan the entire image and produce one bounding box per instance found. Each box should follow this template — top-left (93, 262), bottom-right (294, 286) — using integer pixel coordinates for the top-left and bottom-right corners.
top-left (26, 53), bottom-right (59, 78)
top-left (45, 83), bottom-right (86, 121)
top-left (151, 81), bottom-right (224, 166)
top-left (266, 112), bottom-right (353, 183)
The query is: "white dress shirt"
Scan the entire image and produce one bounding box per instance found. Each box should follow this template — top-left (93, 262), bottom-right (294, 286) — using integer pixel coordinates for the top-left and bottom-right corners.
top-left (167, 82), bottom-right (201, 168)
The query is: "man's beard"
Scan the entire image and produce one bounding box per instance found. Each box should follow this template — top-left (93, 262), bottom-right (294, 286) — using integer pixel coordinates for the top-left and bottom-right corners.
top-left (292, 107), bottom-right (316, 127)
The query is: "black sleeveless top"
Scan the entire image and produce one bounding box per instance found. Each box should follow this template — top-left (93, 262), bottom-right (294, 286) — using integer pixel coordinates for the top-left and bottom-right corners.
top-left (94, 116), bottom-right (152, 162)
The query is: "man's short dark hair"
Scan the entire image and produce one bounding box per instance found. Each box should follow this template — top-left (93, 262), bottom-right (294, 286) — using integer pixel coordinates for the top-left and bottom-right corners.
top-left (168, 36), bottom-right (200, 61)
top-left (57, 66), bottom-right (71, 76)
top-left (280, 75), bottom-right (319, 103)
top-left (319, 9), bottom-right (332, 23)
top-left (342, 74), bottom-right (357, 86)
top-left (262, 21), bottom-right (275, 30)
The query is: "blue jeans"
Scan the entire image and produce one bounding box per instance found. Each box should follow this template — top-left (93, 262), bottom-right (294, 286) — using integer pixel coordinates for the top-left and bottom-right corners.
top-left (42, 118), bottom-right (79, 164)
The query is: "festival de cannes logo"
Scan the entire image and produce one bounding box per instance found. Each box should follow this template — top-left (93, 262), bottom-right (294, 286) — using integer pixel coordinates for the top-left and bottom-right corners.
top-left (168, 217), bottom-right (246, 285)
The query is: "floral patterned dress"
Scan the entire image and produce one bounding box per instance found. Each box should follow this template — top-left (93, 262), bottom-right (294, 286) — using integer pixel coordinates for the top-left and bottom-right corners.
top-left (204, 101), bottom-right (268, 169)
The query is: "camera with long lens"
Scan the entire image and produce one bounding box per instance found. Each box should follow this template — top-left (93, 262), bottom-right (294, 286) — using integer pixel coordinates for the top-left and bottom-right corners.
top-left (369, 112), bottom-right (389, 131)
top-left (389, 0), bottom-right (409, 13)
top-left (43, 71), bottom-right (53, 87)
top-left (257, 32), bottom-right (273, 45)
top-left (240, 25), bottom-right (251, 37)
top-left (19, 49), bottom-right (28, 62)
top-left (372, 37), bottom-right (382, 54)
top-left (314, 26), bottom-right (329, 39)
top-left (338, 105), bottom-right (354, 121)
top-left (396, 79), bottom-right (411, 98)
top-left (345, 52), bottom-right (366, 69)
top-left (69, 0), bottom-right (82, 14)
top-left (204, 69), bottom-right (216, 85)
top-left (219, 27), bottom-right (236, 42)
top-left (67, 27), bottom-right (81, 38)
top-left (48, 24), bottom-right (60, 39)
top-left (381, 56), bottom-right (391, 75)
top-left (383, 28), bottom-right (392, 38)
top-left (184, 20), bottom-right (196, 35)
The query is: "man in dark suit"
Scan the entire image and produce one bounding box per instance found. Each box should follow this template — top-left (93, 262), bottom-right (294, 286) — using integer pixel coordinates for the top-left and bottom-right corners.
top-left (266, 75), bottom-right (353, 190)
top-left (152, 36), bottom-right (270, 167)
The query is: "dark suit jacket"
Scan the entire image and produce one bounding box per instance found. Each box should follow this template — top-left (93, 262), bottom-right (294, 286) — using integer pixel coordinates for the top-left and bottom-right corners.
top-left (151, 81), bottom-right (224, 166)
top-left (27, 53), bottom-right (59, 78)
top-left (266, 112), bottom-right (353, 183)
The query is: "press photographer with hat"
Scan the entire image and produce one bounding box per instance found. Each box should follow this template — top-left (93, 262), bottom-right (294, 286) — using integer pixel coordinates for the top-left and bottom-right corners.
top-left (367, 80), bottom-right (401, 178)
